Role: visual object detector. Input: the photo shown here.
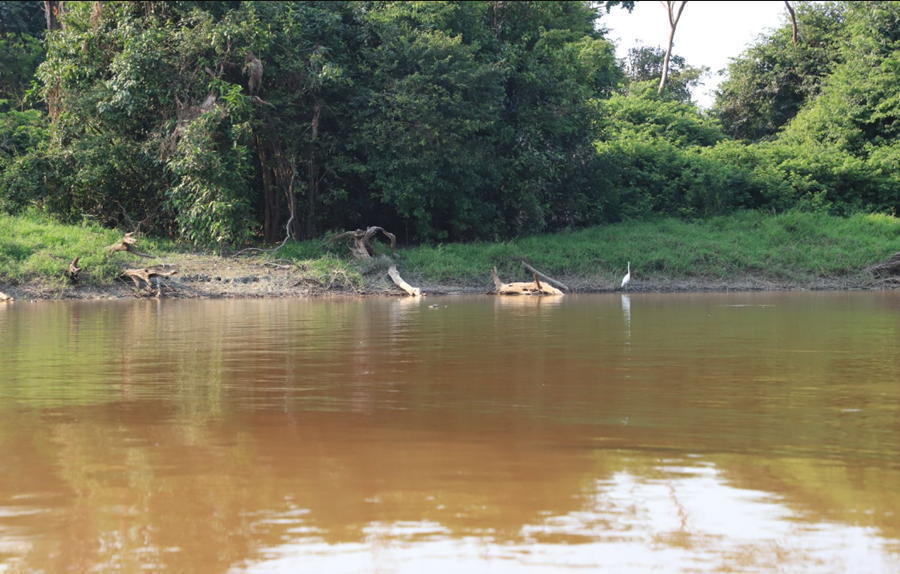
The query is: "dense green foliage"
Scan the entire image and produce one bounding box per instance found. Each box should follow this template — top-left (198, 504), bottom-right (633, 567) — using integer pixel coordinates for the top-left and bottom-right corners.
top-left (0, 1), bottom-right (624, 246)
top-left (1, 1), bottom-right (900, 251)
top-left (713, 2), bottom-right (847, 141)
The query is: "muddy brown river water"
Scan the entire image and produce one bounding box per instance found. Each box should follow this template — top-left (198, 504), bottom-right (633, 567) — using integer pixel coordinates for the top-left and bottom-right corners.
top-left (1, 293), bottom-right (900, 573)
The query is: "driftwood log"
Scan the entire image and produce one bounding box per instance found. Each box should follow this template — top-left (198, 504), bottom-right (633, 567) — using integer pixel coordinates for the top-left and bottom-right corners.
top-left (0, 291), bottom-right (12, 302)
top-left (490, 267), bottom-right (564, 296)
top-left (511, 256), bottom-right (569, 292)
top-left (66, 257), bottom-right (81, 285)
top-left (122, 268), bottom-right (177, 289)
top-left (388, 265), bottom-right (422, 297)
top-left (108, 233), bottom-right (156, 258)
top-left (323, 226), bottom-right (396, 259)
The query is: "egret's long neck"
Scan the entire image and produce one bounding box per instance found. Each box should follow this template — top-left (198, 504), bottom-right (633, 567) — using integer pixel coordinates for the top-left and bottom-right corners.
top-left (627, 262), bottom-right (630, 272)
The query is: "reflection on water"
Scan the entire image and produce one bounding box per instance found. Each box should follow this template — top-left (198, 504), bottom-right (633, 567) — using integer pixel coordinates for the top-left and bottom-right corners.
top-left (1, 293), bottom-right (900, 573)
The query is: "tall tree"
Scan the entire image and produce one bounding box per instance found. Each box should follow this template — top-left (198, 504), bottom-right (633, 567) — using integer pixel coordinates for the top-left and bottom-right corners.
top-left (713, 2), bottom-right (847, 141)
top-left (625, 44), bottom-right (706, 103)
top-left (658, 0), bottom-right (687, 94)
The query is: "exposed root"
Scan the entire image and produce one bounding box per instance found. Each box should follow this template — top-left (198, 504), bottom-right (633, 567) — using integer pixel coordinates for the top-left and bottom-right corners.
top-left (322, 226), bottom-right (396, 259)
top-left (871, 252), bottom-right (900, 278)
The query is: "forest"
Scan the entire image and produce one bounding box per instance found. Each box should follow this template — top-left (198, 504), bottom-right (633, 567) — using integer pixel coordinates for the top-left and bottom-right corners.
top-left (2, 1), bottom-right (900, 251)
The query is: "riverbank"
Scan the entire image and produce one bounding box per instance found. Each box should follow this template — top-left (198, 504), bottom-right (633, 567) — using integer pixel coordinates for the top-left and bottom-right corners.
top-left (2, 210), bottom-right (899, 301)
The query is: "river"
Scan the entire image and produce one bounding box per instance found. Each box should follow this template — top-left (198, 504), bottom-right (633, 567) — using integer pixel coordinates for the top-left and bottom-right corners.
top-left (1, 293), bottom-right (899, 573)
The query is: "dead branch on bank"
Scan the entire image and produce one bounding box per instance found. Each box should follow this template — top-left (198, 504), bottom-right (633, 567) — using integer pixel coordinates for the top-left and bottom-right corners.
top-left (511, 256), bottom-right (569, 292)
top-left (490, 267), bottom-right (564, 296)
top-left (871, 252), bottom-right (900, 278)
top-left (122, 268), bottom-right (177, 290)
top-left (107, 233), bottom-right (156, 258)
top-left (388, 265), bottom-right (422, 297)
top-left (322, 226), bottom-right (396, 259)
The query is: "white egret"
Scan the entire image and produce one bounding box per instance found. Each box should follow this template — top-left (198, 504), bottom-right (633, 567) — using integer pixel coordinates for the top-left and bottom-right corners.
top-left (621, 261), bottom-right (631, 291)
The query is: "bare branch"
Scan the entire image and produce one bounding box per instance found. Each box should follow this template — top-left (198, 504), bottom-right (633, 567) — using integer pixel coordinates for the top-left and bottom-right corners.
top-left (511, 256), bottom-right (569, 291)
top-left (322, 226), bottom-right (397, 259)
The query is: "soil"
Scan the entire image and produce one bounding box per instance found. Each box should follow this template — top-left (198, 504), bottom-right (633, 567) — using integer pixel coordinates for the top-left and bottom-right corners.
top-left (2, 252), bottom-right (899, 302)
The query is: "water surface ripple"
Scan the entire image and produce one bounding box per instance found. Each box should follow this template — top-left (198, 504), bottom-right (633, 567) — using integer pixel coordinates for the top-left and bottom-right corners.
top-left (1, 293), bottom-right (899, 573)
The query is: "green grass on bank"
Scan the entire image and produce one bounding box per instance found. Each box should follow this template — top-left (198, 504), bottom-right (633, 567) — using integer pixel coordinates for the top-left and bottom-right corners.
top-left (3, 210), bottom-right (900, 289)
top-left (0, 211), bottom-right (175, 286)
top-left (396, 210), bottom-right (900, 286)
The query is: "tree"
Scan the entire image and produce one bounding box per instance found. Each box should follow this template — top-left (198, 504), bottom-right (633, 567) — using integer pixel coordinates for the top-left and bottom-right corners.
top-left (658, 0), bottom-right (687, 94)
top-left (625, 44), bottom-right (706, 103)
top-left (713, 2), bottom-right (847, 141)
top-left (0, 1), bottom-right (45, 111)
top-left (2, 1), bottom-right (625, 244)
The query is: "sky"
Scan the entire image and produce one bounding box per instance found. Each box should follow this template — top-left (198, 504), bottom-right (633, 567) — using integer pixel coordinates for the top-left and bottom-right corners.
top-left (601, 1), bottom-right (789, 108)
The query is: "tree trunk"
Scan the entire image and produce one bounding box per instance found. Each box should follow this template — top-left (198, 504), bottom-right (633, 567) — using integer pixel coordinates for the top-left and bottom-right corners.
top-left (271, 142), bottom-right (299, 242)
top-left (257, 139), bottom-right (279, 243)
top-left (388, 266), bottom-right (422, 297)
top-left (658, 1), bottom-right (687, 95)
top-left (659, 25), bottom-right (676, 94)
top-left (305, 105), bottom-right (322, 240)
top-left (784, 1), bottom-right (799, 45)
top-left (44, 1), bottom-right (64, 31)
top-left (490, 267), bottom-right (564, 296)
top-left (306, 148), bottom-right (317, 240)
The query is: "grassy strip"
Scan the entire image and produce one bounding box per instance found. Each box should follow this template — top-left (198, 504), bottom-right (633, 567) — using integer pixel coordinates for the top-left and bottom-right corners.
top-left (0, 211), bottom-right (174, 286)
top-left (3, 210), bottom-right (899, 291)
top-left (0, 211), bottom-right (362, 290)
top-left (396, 210), bottom-right (900, 286)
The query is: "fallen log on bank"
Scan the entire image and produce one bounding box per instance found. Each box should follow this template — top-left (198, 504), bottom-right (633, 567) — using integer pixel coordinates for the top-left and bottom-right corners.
top-left (122, 268), bottom-right (177, 289)
top-left (108, 232), bottom-right (156, 258)
top-left (490, 267), bottom-right (564, 296)
top-left (511, 256), bottom-right (569, 292)
top-left (0, 291), bottom-right (12, 302)
top-left (388, 265), bottom-right (422, 297)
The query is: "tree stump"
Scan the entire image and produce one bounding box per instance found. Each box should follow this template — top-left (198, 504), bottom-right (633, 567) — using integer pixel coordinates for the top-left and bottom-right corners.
top-left (66, 257), bottom-right (81, 285)
top-left (490, 267), bottom-right (564, 296)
